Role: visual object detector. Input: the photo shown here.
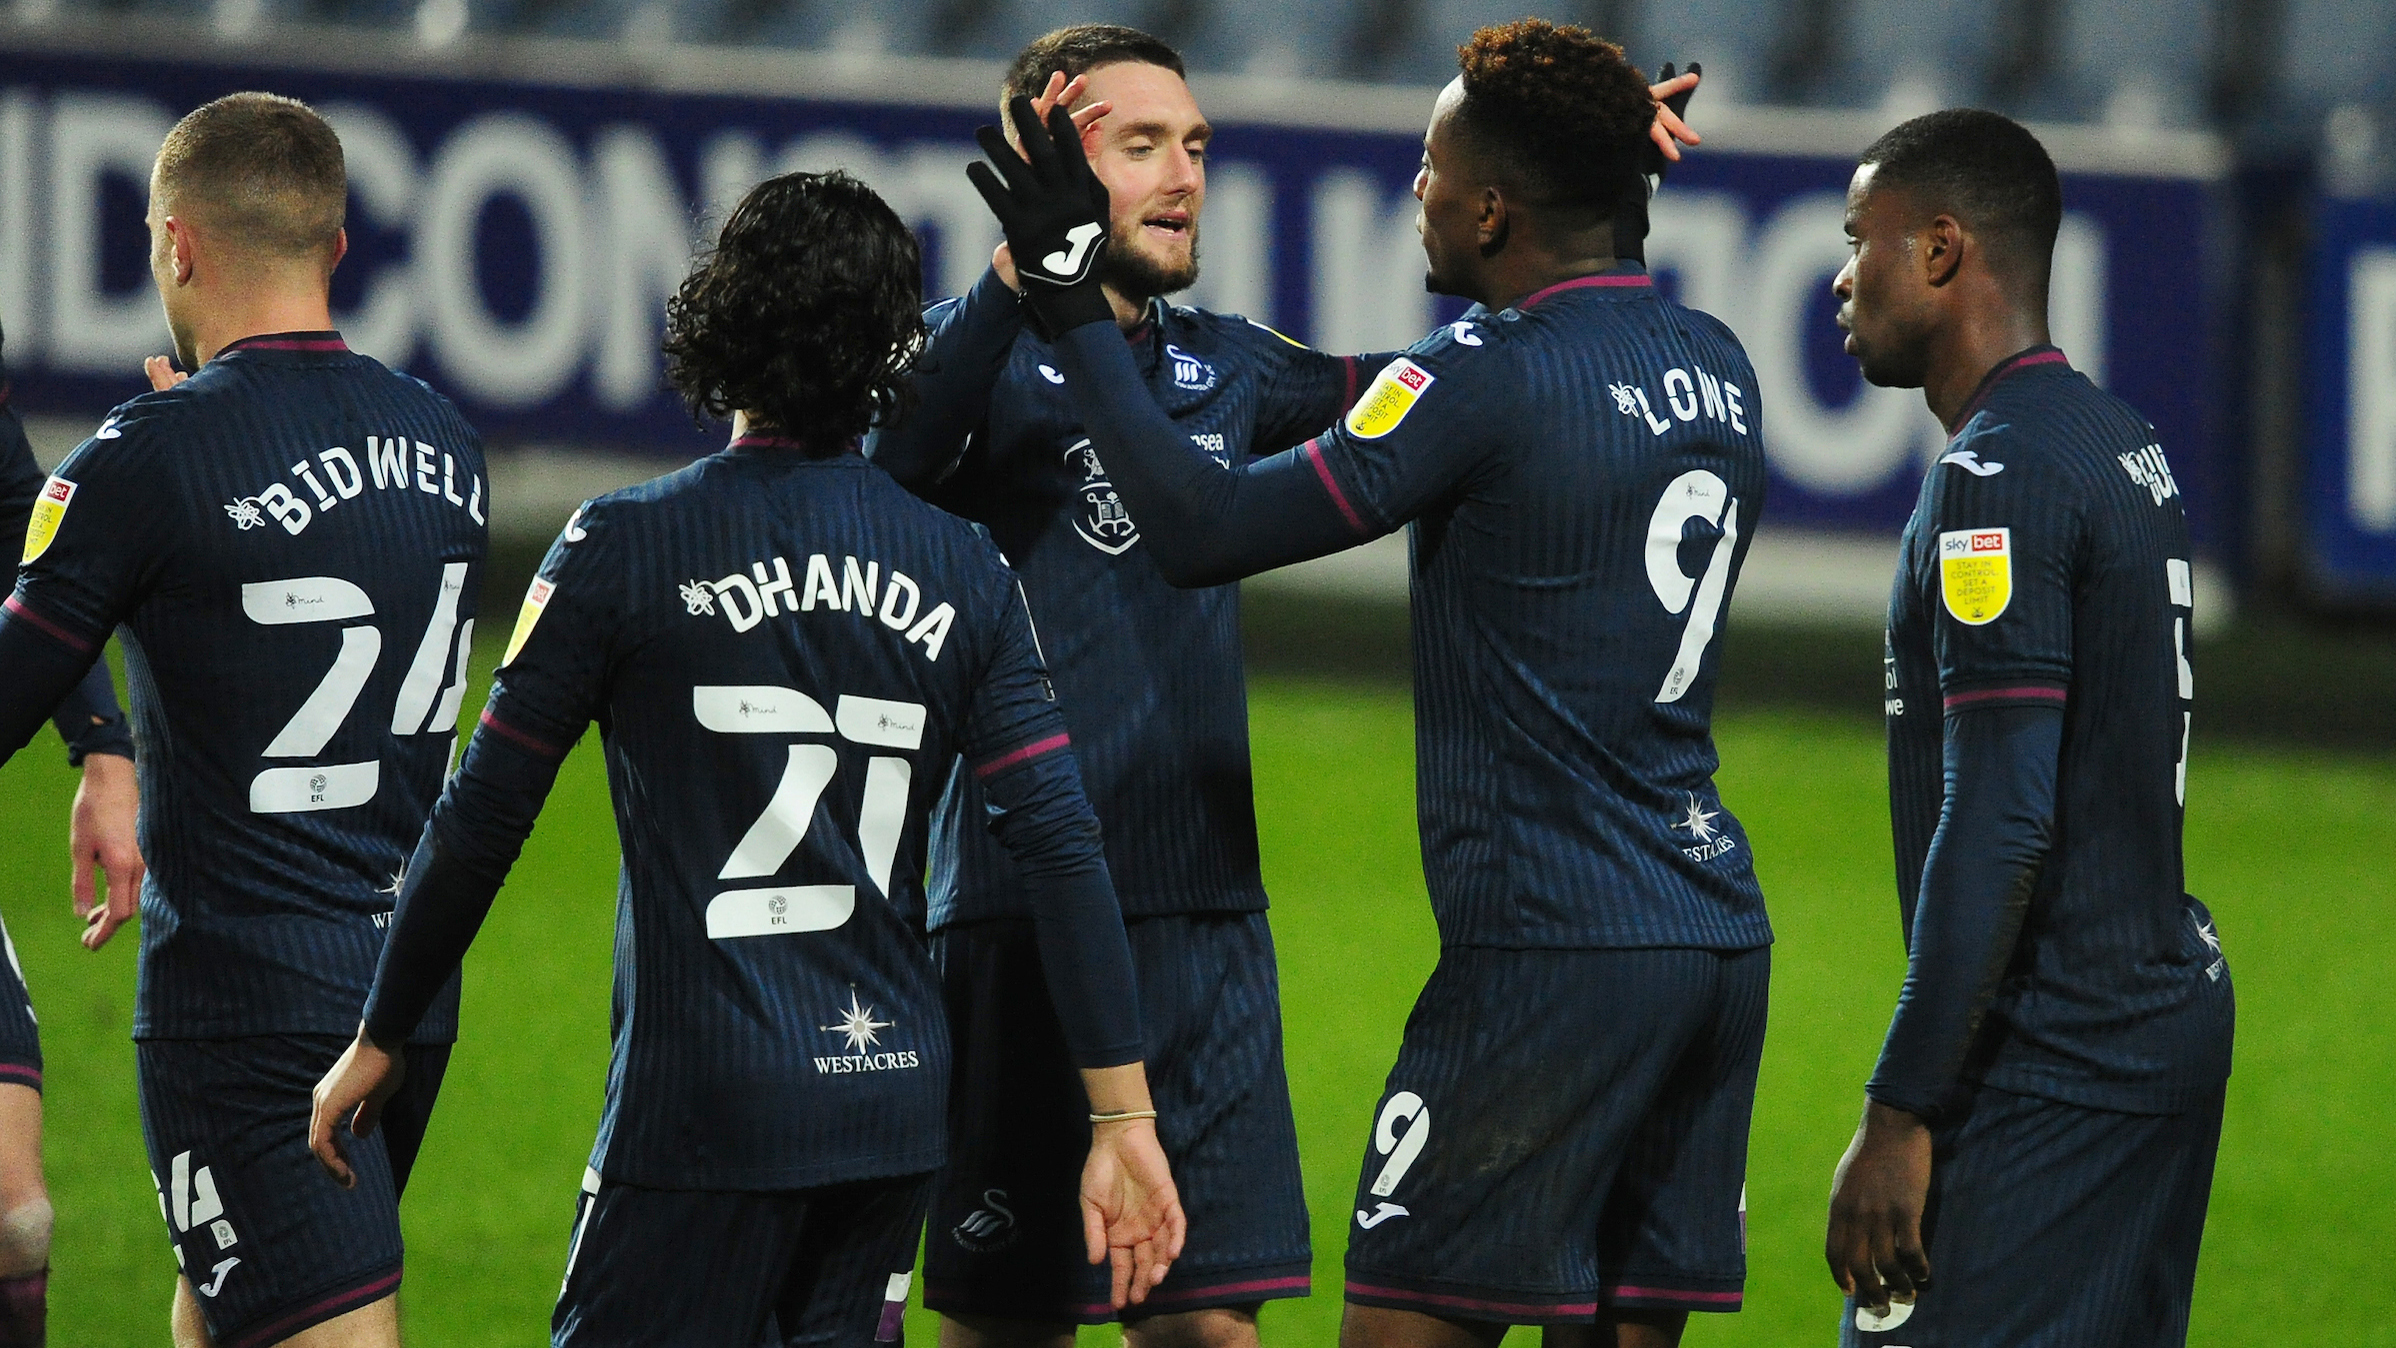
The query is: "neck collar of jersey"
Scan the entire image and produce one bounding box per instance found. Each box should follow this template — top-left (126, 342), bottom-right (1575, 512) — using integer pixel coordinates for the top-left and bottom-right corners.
top-left (1515, 265), bottom-right (1652, 311)
top-left (727, 432), bottom-right (861, 459)
top-left (1117, 295), bottom-right (1168, 371)
top-left (1948, 344), bottom-right (2069, 434)
top-left (217, 331), bottom-right (349, 358)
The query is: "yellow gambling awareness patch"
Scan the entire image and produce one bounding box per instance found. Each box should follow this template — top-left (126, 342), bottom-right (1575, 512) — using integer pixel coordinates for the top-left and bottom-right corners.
top-left (503, 578), bottom-right (554, 666)
top-left (1345, 358), bottom-right (1435, 440)
top-left (1938, 527), bottom-right (2013, 624)
top-left (20, 476), bottom-right (75, 565)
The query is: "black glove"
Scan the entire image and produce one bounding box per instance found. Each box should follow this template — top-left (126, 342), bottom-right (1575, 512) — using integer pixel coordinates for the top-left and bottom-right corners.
top-left (1617, 60), bottom-right (1701, 264)
top-left (968, 96), bottom-right (1116, 335)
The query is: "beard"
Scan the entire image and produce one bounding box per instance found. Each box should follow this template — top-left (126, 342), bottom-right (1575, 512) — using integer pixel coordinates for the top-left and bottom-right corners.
top-left (1100, 217), bottom-right (1200, 301)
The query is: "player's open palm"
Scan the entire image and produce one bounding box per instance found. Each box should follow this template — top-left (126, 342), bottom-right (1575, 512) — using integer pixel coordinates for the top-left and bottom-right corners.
top-left (307, 1030), bottom-right (406, 1189)
top-left (1079, 1117), bottom-right (1186, 1309)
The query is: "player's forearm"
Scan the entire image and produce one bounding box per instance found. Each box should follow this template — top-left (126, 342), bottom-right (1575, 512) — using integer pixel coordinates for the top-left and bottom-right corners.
top-left (0, 601), bottom-right (106, 767)
top-left (864, 268), bottom-right (1022, 490)
top-left (1027, 865), bottom-right (1145, 1069)
top-left (50, 654), bottom-right (133, 767)
top-left (1049, 321), bottom-right (1364, 586)
top-left (361, 824), bottom-right (502, 1047)
top-left (360, 725), bottom-right (566, 1044)
top-left (1867, 704), bottom-right (2062, 1117)
top-left (981, 745), bottom-right (1145, 1067)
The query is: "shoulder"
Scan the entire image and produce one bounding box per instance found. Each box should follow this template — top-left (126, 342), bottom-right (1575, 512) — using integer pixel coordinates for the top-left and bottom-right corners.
top-left (56, 387), bottom-right (196, 478)
top-left (1169, 306), bottom-right (1315, 360)
top-left (1668, 302), bottom-right (1752, 362)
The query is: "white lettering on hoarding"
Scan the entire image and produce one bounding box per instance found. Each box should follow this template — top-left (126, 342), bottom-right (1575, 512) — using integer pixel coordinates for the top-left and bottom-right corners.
top-left (1309, 168), bottom-right (1431, 356)
top-left (420, 112), bottom-right (587, 407)
top-left (2349, 246), bottom-right (2396, 533)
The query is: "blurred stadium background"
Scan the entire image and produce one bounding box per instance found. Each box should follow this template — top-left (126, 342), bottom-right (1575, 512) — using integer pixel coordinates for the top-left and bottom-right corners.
top-left (1, 0), bottom-right (2393, 1342)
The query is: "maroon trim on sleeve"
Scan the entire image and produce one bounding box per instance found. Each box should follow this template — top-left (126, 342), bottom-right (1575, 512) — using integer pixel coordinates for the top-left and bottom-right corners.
top-left (477, 708), bottom-right (565, 759)
top-left (1302, 439), bottom-right (1371, 536)
top-left (973, 732), bottom-right (1071, 779)
top-left (1340, 356), bottom-right (1360, 412)
top-left (1, 595), bottom-right (94, 654)
top-left (1943, 685), bottom-right (2068, 711)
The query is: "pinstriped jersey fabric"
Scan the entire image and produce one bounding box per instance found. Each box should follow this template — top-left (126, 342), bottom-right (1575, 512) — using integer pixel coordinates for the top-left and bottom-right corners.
top-left (484, 445), bottom-right (1091, 1189)
top-left (1885, 348), bottom-right (2233, 1114)
top-left (8, 334), bottom-right (486, 1040)
top-left (922, 300), bottom-right (1368, 926)
top-left (1304, 271), bottom-right (1773, 950)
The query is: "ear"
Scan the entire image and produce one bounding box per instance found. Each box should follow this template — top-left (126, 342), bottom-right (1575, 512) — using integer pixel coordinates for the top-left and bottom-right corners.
top-left (165, 215), bottom-right (197, 285)
top-left (330, 226), bottom-right (349, 273)
top-left (1477, 185), bottom-right (1508, 251)
top-left (1920, 213), bottom-right (1965, 288)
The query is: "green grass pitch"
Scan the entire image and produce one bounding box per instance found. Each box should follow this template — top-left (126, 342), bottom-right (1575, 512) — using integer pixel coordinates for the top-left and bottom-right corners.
top-left (2, 669), bottom-right (2390, 1344)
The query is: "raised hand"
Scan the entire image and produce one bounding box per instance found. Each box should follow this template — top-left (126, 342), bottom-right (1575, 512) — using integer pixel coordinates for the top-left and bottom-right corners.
top-left (969, 96), bottom-right (1115, 333)
top-left (1649, 62), bottom-right (1703, 164)
top-left (993, 70), bottom-right (1117, 290)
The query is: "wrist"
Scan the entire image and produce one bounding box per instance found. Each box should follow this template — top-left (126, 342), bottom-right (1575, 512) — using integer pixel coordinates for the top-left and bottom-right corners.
top-left (1863, 1098), bottom-right (1930, 1136)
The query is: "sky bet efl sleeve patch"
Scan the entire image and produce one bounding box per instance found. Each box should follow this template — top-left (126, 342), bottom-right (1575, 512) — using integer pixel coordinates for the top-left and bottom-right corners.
top-left (20, 475), bottom-right (75, 565)
top-left (1938, 527), bottom-right (2013, 624)
top-left (502, 577), bottom-right (554, 666)
top-left (1344, 358), bottom-right (1435, 440)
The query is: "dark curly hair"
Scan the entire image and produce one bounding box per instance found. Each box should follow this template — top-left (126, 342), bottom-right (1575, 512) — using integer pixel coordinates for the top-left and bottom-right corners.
top-left (662, 170), bottom-right (926, 451)
top-left (1455, 20), bottom-right (1654, 215)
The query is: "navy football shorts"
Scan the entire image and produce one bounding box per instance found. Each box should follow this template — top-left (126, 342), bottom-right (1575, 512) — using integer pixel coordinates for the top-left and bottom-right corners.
top-left (553, 1167), bottom-right (930, 1347)
top-left (925, 911), bottom-right (1312, 1324)
top-left (1343, 945), bottom-right (1769, 1324)
top-left (136, 1034), bottom-right (450, 1348)
top-left (1842, 1083), bottom-right (2225, 1348)
top-left (0, 912), bottom-right (40, 1091)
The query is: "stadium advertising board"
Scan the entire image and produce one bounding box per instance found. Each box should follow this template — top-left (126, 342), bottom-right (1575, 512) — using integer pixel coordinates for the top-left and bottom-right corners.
top-left (2304, 195), bottom-right (2396, 599)
top-left (0, 36), bottom-right (2229, 545)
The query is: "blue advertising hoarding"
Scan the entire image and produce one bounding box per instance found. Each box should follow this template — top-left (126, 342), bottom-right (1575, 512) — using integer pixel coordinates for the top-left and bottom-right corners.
top-left (2305, 194), bottom-right (2396, 599)
top-left (0, 34), bottom-right (2233, 549)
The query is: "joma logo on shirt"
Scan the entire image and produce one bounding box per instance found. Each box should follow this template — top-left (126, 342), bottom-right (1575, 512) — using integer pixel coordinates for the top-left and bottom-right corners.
top-left (683, 554), bottom-right (956, 660)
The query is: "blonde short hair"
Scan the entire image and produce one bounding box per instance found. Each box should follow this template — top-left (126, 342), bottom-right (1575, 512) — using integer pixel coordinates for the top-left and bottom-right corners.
top-left (153, 92), bottom-right (345, 261)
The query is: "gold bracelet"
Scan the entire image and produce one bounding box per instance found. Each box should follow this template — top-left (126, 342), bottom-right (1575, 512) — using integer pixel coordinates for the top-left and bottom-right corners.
top-left (1088, 1109), bottom-right (1159, 1124)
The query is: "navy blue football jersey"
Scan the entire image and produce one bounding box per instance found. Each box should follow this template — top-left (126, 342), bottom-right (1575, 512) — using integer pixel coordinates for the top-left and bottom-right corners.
top-left (895, 293), bottom-right (1367, 927)
top-left (1300, 271), bottom-right (1772, 949)
top-left (483, 441), bottom-right (1105, 1190)
top-left (5, 334), bottom-right (486, 1039)
top-left (1882, 348), bottom-right (2232, 1114)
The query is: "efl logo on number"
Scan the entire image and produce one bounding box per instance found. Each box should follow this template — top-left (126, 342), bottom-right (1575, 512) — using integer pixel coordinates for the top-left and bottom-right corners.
top-left (1366, 1091), bottom-right (1429, 1198)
